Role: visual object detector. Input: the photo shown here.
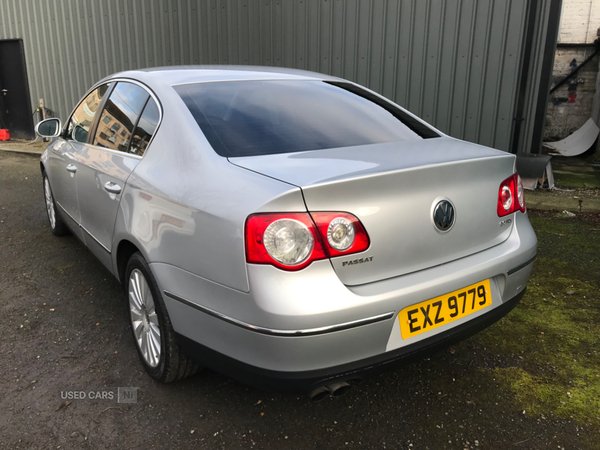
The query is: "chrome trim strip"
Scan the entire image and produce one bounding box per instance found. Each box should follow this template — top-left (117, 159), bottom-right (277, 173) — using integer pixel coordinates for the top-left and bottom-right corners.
top-left (55, 201), bottom-right (77, 223)
top-left (163, 290), bottom-right (394, 337)
top-left (507, 254), bottom-right (537, 276)
top-left (170, 78), bottom-right (325, 87)
top-left (83, 144), bottom-right (143, 160)
top-left (80, 224), bottom-right (111, 254)
top-left (56, 202), bottom-right (111, 254)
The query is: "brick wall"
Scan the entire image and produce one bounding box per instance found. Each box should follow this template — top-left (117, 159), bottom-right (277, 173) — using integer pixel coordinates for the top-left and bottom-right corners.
top-left (544, 0), bottom-right (600, 141)
top-left (558, 0), bottom-right (600, 44)
top-left (545, 50), bottom-right (599, 140)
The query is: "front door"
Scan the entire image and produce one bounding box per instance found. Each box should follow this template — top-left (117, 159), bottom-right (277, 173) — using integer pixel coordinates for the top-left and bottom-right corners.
top-left (46, 139), bottom-right (84, 241)
top-left (46, 83), bottom-right (113, 241)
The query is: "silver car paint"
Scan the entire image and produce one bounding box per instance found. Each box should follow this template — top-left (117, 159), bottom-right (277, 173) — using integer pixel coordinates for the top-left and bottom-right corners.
top-left (41, 66), bottom-right (537, 376)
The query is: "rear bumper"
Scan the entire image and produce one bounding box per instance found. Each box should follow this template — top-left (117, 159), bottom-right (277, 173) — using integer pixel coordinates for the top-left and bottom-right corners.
top-left (155, 212), bottom-right (536, 392)
top-left (176, 288), bottom-right (526, 393)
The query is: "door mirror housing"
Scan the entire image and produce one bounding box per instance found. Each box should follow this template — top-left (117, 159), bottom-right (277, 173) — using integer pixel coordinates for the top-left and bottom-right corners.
top-left (35, 118), bottom-right (62, 138)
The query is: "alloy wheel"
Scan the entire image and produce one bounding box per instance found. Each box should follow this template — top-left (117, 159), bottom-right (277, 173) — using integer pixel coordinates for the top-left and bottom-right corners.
top-left (44, 177), bottom-right (56, 229)
top-left (128, 268), bottom-right (161, 367)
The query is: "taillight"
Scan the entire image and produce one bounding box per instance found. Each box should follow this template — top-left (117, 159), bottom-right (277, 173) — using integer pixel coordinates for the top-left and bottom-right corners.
top-left (245, 212), bottom-right (370, 270)
top-left (310, 212), bottom-right (370, 257)
top-left (497, 173), bottom-right (526, 217)
top-left (516, 174), bottom-right (525, 210)
top-left (246, 213), bottom-right (326, 270)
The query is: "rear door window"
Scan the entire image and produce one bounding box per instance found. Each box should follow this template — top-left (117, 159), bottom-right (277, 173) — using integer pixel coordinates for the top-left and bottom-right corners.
top-left (129, 98), bottom-right (160, 156)
top-left (93, 82), bottom-right (149, 152)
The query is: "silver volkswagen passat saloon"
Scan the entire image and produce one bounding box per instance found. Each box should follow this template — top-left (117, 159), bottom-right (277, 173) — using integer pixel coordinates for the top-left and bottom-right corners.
top-left (37, 66), bottom-right (537, 398)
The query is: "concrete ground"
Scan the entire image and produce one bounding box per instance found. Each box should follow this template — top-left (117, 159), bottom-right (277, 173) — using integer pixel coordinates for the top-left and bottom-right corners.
top-left (1, 151), bottom-right (599, 450)
top-left (0, 138), bottom-right (47, 156)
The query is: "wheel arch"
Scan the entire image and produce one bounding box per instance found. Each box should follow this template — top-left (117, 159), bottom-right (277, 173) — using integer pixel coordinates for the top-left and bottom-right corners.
top-left (115, 239), bottom-right (144, 285)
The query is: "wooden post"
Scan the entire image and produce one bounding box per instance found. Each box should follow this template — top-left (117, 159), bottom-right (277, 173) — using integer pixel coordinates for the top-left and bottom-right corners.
top-left (39, 99), bottom-right (47, 141)
top-left (39, 98), bottom-right (46, 120)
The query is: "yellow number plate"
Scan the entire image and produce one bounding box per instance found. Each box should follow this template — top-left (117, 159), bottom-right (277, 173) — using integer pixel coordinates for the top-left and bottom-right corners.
top-left (399, 279), bottom-right (492, 339)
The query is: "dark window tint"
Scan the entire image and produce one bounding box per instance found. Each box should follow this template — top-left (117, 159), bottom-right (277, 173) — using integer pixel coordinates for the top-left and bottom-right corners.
top-left (93, 82), bottom-right (149, 152)
top-left (129, 99), bottom-right (159, 156)
top-left (68, 83), bottom-right (112, 143)
top-left (175, 80), bottom-right (436, 157)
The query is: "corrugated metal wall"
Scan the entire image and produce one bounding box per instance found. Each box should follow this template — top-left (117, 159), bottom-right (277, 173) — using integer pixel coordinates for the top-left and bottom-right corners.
top-left (0, 0), bottom-right (558, 152)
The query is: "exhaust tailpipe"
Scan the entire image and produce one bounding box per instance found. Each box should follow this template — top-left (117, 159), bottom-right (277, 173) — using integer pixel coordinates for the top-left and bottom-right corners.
top-left (308, 381), bottom-right (352, 401)
top-left (308, 386), bottom-right (330, 402)
top-left (327, 381), bottom-right (352, 397)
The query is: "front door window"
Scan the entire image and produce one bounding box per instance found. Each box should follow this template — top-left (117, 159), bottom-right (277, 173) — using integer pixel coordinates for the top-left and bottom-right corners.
top-left (67, 83), bottom-right (112, 143)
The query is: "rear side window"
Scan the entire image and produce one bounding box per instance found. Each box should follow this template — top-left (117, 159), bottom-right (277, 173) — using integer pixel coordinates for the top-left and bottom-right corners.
top-left (67, 83), bottom-right (112, 143)
top-left (174, 80), bottom-right (438, 157)
top-left (93, 82), bottom-right (149, 152)
top-left (129, 99), bottom-right (159, 156)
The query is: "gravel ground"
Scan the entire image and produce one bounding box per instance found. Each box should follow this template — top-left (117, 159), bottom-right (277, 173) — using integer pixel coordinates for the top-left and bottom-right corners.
top-left (0, 152), bottom-right (596, 450)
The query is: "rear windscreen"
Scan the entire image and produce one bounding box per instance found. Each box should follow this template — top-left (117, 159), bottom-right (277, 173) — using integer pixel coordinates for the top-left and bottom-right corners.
top-left (174, 80), bottom-right (438, 157)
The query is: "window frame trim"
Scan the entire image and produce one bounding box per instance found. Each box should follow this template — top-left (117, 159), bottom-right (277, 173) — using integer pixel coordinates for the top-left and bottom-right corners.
top-left (62, 77), bottom-right (163, 160)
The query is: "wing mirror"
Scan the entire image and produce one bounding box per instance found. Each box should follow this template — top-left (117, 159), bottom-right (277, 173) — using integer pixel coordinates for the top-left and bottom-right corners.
top-left (35, 118), bottom-right (62, 138)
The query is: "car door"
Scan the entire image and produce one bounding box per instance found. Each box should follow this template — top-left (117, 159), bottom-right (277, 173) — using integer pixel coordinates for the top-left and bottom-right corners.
top-left (46, 83), bottom-right (112, 241)
top-left (75, 81), bottom-right (155, 270)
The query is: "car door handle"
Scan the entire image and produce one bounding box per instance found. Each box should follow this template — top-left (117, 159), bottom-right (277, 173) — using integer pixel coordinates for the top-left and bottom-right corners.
top-left (104, 181), bottom-right (122, 195)
top-left (66, 164), bottom-right (77, 173)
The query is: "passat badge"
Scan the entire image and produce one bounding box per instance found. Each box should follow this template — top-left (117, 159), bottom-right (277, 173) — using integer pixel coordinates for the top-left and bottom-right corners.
top-left (342, 256), bottom-right (373, 267)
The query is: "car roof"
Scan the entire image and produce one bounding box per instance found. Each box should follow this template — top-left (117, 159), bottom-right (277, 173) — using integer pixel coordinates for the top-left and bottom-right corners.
top-left (107, 65), bottom-right (343, 87)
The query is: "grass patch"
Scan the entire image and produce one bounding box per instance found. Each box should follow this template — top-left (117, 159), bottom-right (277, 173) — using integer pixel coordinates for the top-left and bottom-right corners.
top-left (474, 211), bottom-right (600, 425)
top-left (552, 168), bottom-right (600, 189)
top-left (493, 366), bottom-right (600, 424)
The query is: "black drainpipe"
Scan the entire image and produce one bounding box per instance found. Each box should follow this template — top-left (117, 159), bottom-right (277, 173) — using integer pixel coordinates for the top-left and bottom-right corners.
top-left (528, 0), bottom-right (564, 154)
top-left (510, 0), bottom-right (538, 154)
top-left (510, 0), bottom-right (563, 154)
top-left (549, 39), bottom-right (600, 94)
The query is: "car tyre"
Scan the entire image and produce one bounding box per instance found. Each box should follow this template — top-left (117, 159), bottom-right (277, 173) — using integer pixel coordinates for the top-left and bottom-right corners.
top-left (125, 252), bottom-right (201, 382)
top-left (42, 172), bottom-right (69, 236)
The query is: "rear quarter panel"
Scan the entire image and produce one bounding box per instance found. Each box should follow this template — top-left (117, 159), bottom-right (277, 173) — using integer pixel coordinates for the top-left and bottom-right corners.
top-left (112, 90), bottom-right (305, 293)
